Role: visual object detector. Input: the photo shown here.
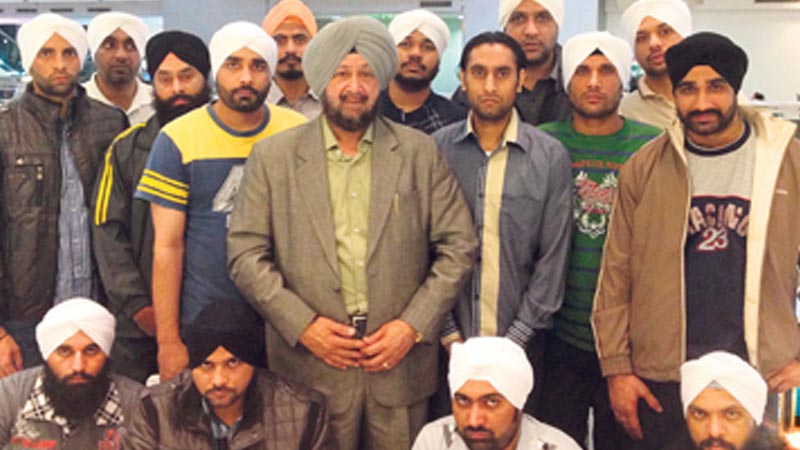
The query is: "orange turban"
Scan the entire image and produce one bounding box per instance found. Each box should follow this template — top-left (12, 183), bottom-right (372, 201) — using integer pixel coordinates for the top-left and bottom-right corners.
top-left (262, 0), bottom-right (317, 37)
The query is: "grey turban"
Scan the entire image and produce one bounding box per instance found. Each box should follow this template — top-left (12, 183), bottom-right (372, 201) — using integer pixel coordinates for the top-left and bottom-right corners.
top-left (302, 16), bottom-right (398, 97)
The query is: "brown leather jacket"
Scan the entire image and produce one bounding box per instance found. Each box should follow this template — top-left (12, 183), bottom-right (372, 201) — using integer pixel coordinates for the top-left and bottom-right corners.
top-left (123, 369), bottom-right (337, 450)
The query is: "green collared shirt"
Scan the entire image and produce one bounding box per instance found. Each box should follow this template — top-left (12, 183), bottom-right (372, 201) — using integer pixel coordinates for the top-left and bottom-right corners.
top-left (323, 118), bottom-right (374, 315)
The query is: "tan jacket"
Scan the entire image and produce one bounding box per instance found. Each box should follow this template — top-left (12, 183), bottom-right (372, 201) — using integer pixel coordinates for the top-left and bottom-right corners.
top-left (592, 106), bottom-right (800, 381)
top-left (227, 116), bottom-right (477, 411)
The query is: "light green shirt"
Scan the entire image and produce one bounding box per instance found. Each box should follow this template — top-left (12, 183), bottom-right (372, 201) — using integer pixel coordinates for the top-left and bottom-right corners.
top-left (323, 119), bottom-right (374, 315)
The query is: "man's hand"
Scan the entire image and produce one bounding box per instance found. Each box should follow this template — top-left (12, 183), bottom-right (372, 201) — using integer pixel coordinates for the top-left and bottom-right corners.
top-left (361, 320), bottom-right (417, 372)
top-left (607, 374), bottom-right (663, 440)
top-left (132, 306), bottom-right (157, 337)
top-left (0, 332), bottom-right (22, 377)
top-left (157, 339), bottom-right (189, 381)
top-left (299, 316), bottom-right (363, 370)
top-left (767, 359), bottom-right (800, 393)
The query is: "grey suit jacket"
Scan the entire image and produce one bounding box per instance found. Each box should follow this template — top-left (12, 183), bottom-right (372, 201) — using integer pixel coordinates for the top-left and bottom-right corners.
top-left (228, 116), bottom-right (477, 411)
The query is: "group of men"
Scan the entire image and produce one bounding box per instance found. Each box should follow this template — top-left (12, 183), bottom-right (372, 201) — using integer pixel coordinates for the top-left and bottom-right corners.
top-left (0, 0), bottom-right (798, 449)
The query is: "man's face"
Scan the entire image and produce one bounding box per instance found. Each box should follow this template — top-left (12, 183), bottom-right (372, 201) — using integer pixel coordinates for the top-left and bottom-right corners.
top-left (153, 52), bottom-right (210, 124)
top-left (568, 53), bottom-right (623, 120)
top-left (215, 47), bottom-right (271, 113)
top-left (394, 30), bottom-right (440, 92)
top-left (675, 65), bottom-right (739, 140)
top-left (29, 33), bottom-right (81, 101)
top-left (192, 346), bottom-right (255, 412)
top-left (460, 43), bottom-right (523, 124)
top-left (272, 21), bottom-right (311, 81)
top-left (634, 16), bottom-right (683, 78)
top-left (686, 388), bottom-right (756, 450)
top-left (94, 28), bottom-right (141, 86)
top-left (452, 380), bottom-right (522, 450)
top-left (322, 52), bottom-right (380, 132)
top-left (503, 0), bottom-right (558, 68)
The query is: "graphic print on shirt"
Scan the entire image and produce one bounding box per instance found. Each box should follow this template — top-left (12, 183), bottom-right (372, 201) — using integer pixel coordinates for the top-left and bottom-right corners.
top-left (572, 170), bottom-right (617, 239)
top-left (687, 196), bottom-right (749, 251)
top-left (212, 164), bottom-right (245, 226)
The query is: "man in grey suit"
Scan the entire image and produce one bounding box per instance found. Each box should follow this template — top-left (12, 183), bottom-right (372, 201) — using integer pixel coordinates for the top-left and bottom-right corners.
top-left (228, 16), bottom-right (478, 450)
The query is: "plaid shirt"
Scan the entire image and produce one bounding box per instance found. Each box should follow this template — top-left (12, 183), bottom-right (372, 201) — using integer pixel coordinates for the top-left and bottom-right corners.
top-left (16, 375), bottom-right (124, 438)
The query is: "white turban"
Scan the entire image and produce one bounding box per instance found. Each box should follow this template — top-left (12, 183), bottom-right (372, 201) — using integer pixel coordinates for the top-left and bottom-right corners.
top-left (621, 0), bottom-right (692, 48)
top-left (209, 21), bottom-right (278, 80)
top-left (499, 0), bottom-right (564, 29)
top-left (562, 31), bottom-right (633, 91)
top-left (35, 298), bottom-right (116, 359)
top-left (87, 12), bottom-right (150, 58)
top-left (680, 351), bottom-right (767, 424)
top-left (17, 13), bottom-right (88, 73)
top-left (448, 337), bottom-right (533, 410)
top-left (389, 9), bottom-right (450, 56)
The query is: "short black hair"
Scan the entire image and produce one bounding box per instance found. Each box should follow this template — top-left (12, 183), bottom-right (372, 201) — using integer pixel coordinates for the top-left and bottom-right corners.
top-left (459, 31), bottom-right (527, 73)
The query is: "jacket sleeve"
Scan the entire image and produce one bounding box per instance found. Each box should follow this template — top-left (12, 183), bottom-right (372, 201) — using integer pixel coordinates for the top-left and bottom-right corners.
top-left (121, 394), bottom-right (159, 450)
top-left (398, 143), bottom-right (478, 342)
top-left (591, 157), bottom-right (638, 377)
top-left (227, 143), bottom-right (318, 347)
top-left (92, 135), bottom-right (151, 322)
top-left (506, 143), bottom-right (573, 346)
top-left (307, 397), bottom-right (337, 450)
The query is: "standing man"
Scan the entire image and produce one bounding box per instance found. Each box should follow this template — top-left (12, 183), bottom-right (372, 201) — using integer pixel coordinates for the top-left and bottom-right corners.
top-left (0, 13), bottom-right (128, 375)
top-left (92, 31), bottom-right (211, 383)
top-left (262, 0), bottom-right (321, 119)
top-left (0, 298), bottom-right (142, 449)
top-left (228, 16), bottom-right (477, 450)
top-left (619, 0), bottom-right (692, 129)
top-left (135, 22), bottom-right (306, 381)
top-left (379, 9), bottom-right (467, 134)
top-left (434, 31), bottom-right (572, 413)
top-left (535, 32), bottom-right (661, 450)
top-left (592, 32), bottom-right (800, 450)
top-left (84, 12), bottom-right (153, 125)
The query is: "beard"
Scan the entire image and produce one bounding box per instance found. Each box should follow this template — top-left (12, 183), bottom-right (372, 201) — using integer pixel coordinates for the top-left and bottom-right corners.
top-left (698, 437), bottom-right (737, 450)
top-left (217, 82), bottom-right (270, 113)
top-left (154, 83), bottom-right (211, 126)
top-left (42, 363), bottom-right (111, 421)
top-left (394, 60), bottom-right (439, 93)
top-left (321, 91), bottom-right (378, 132)
top-left (277, 54), bottom-right (305, 81)
top-left (678, 100), bottom-right (738, 138)
top-left (458, 411), bottom-right (522, 450)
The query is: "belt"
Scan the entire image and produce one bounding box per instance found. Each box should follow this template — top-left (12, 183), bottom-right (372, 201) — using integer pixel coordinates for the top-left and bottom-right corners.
top-left (349, 314), bottom-right (367, 339)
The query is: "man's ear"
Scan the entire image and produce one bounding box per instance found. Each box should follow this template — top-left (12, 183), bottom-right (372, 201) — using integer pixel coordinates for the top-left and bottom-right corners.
top-left (459, 69), bottom-right (466, 92)
top-left (517, 67), bottom-right (527, 93)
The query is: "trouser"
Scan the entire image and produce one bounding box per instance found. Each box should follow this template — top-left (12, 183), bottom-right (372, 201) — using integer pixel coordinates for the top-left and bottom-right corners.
top-left (329, 369), bottom-right (428, 450)
top-left (635, 379), bottom-right (689, 450)
top-left (110, 336), bottom-right (158, 383)
top-left (535, 333), bottom-right (634, 450)
top-left (4, 321), bottom-right (42, 369)
top-left (523, 332), bottom-right (546, 415)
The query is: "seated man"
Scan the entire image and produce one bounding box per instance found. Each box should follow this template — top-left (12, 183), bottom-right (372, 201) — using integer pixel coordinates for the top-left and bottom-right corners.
top-left (412, 337), bottom-right (580, 450)
top-left (680, 351), bottom-right (788, 450)
top-left (0, 298), bottom-right (142, 449)
top-left (124, 300), bottom-right (335, 450)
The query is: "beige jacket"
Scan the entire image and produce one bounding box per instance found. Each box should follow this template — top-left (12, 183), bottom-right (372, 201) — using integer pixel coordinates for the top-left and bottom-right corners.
top-left (592, 106), bottom-right (800, 381)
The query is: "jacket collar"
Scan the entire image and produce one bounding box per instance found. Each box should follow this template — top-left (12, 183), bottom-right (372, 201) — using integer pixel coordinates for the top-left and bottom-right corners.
top-left (174, 370), bottom-right (262, 434)
top-left (21, 82), bottom-right (88, 126)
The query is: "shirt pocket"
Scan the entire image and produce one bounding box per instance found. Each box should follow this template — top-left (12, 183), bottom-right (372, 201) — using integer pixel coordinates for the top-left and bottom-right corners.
top-left (5, 155), bottom-right (45, 213)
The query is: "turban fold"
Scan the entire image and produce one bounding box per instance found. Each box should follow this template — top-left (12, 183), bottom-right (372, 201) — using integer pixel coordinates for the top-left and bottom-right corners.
top-left (562, 31), bottom-right (633, 90)
top-left (146, 31), bottom-right (210, 80)
top-left (389, 9), bottom-right (450, 56)
top-left (87, 12), bottom-right (150, 58)
top-left (621, 0), bottom-right (692, 47)
top-left (36, 298), bottom-right (116, 359)
top-left (303, 16), bottom-right (398, 96)
top-left (448, 337), bottom-right (533, 410)
top-left (17, 13), bottom-right (88, 72)
top-left (209, 21), bottom-right (278, 79)
top-left (184, 299), bottom-right (264, 369)
top-left (665, 32), bottom-right (748, 93)
top-left (680, 351), bottom-right (767, 423)
top-left (499, 0), bottom-right (564, 29)
top-left (262, 0), bottom-right (318, 37)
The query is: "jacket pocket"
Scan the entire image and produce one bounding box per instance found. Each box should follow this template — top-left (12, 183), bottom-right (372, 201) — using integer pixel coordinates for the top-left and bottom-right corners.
top-left (5, 155), bottom-right (45, 213)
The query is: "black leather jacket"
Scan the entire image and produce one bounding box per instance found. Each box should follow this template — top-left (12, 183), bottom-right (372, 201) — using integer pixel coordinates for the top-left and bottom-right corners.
top-left (0, 84), bottom-right (127, 325)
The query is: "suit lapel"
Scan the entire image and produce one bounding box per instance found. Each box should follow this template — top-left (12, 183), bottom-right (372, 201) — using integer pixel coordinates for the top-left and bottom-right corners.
top-left (296, 117), bottom-right (339, 276)
top-left (367, 118), bottom-right (402, 262)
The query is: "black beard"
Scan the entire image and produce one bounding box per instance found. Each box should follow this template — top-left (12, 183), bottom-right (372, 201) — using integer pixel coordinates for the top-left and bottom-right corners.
top-left (321, 92), bottom-right (378, 132)
top-left (42, 363), bottom-right (112, 421)
top-left (278, 69), bottom-right (305, 81)
top-left (394, 64), bottom-right (439, 93)
top-left (154, 83), bottom-right (211, 126)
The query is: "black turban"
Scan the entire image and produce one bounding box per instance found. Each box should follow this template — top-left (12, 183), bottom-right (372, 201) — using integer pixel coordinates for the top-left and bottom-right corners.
top-left (666, 32), bottom-right (748, 93)
top-left (183, 299), bottom-right (264, 369)
top-left (146, 30), bottom-right (211, 80)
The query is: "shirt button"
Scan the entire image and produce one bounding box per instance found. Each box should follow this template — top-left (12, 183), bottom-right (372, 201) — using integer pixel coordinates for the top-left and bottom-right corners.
top-left (350, 192), bottom-right (358, 198)
top-left (356, 260), bottom-right (365, 268)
